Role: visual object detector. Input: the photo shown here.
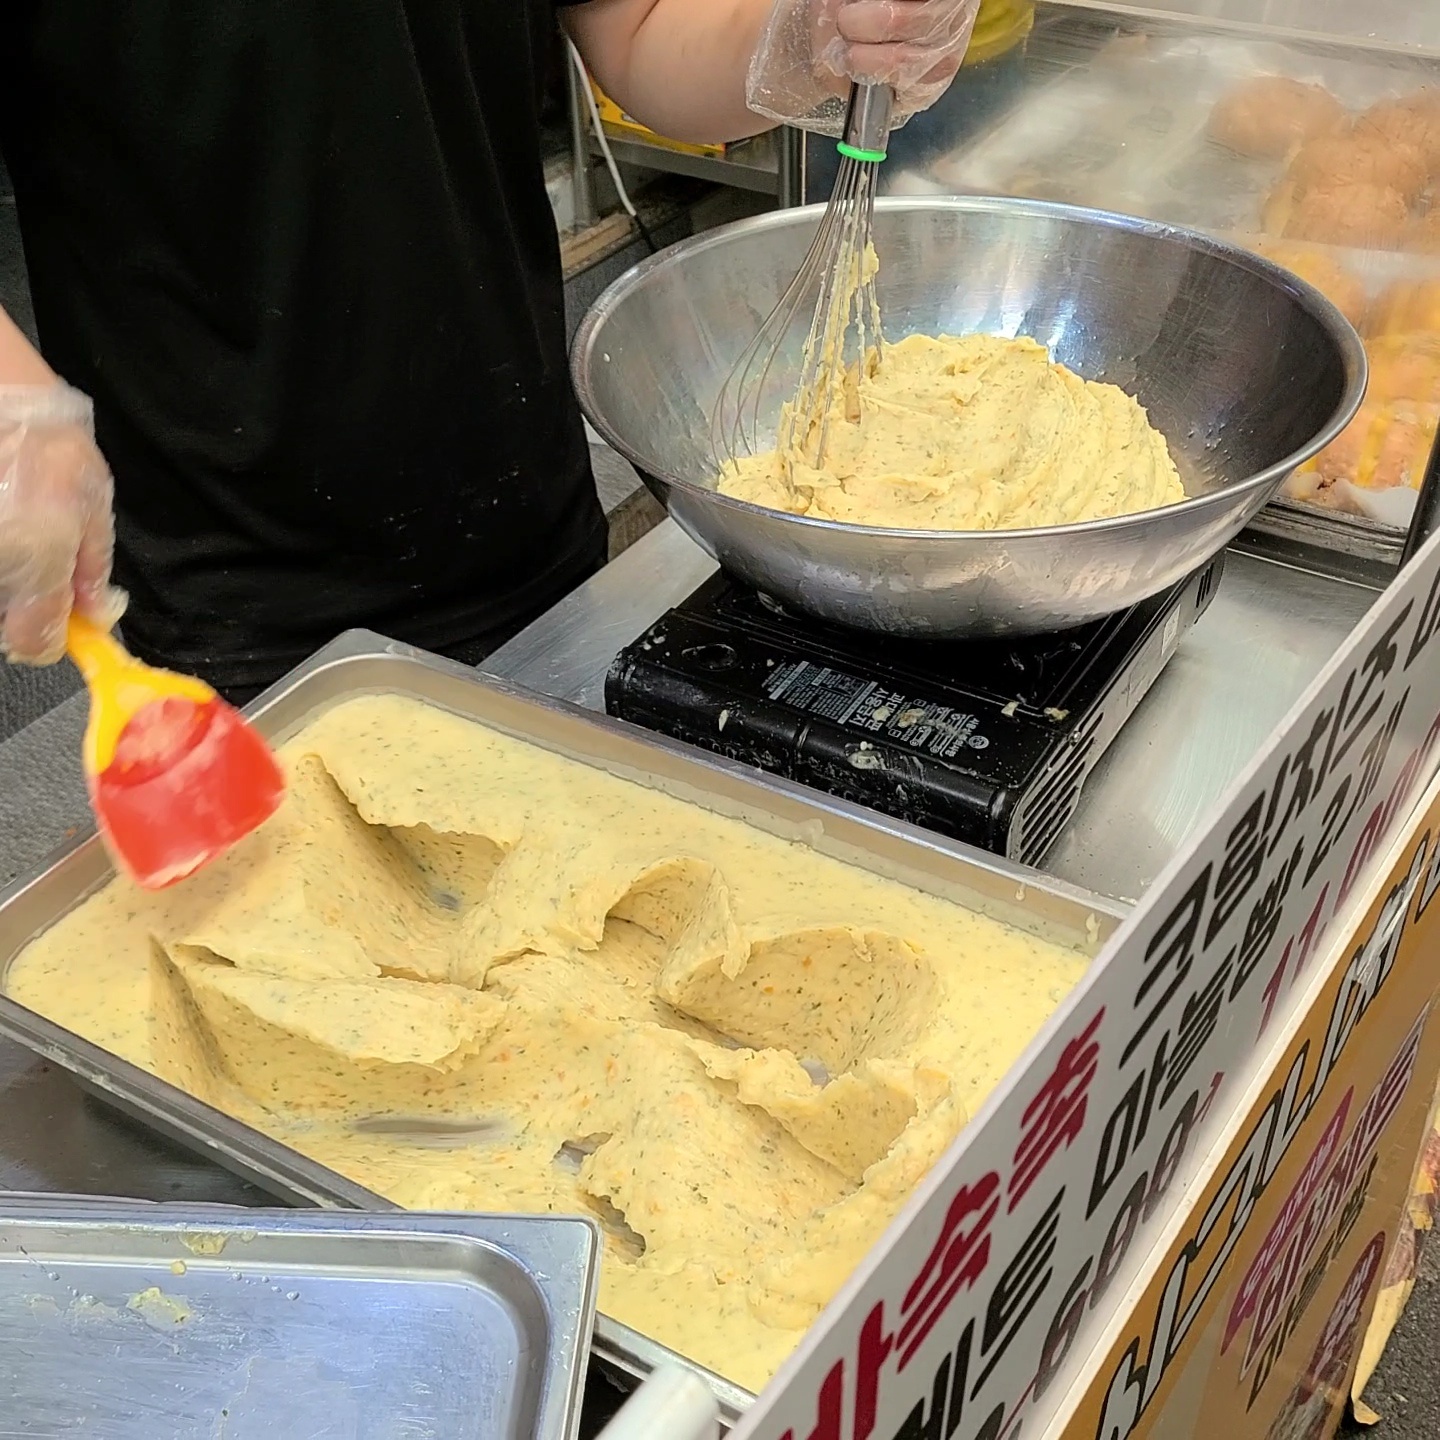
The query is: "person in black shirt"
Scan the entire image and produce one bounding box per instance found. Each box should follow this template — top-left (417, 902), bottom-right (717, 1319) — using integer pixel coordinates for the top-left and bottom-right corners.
top-left (0, 0), bottom-right (976, 699)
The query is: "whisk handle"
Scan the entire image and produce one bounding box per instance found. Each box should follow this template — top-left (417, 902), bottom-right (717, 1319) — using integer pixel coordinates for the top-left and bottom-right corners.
top-left (838, 84), bottom-right (893, 163)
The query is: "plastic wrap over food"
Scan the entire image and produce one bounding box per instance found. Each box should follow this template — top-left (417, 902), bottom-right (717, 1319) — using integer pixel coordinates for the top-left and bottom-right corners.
top-left (917, 23), bottom-right (1440, 528)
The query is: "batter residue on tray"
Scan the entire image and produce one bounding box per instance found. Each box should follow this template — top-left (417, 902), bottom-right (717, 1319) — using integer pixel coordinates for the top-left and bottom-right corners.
top-left (4, 694), bottom-right (1089, 1390)
top-left (717, 332), bottom-right (1186, 530)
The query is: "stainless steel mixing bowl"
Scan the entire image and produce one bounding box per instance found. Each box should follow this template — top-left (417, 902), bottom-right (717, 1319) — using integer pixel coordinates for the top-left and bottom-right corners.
top-left (572, 196), bottom-right (1366, 637)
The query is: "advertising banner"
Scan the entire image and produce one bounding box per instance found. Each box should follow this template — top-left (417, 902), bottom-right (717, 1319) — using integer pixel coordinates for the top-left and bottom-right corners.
top-left (1062, 776), bottom-right (1440, 1440)
top-left (1349, 1073), bottom-right (1440, 1422)
top-left (729, 535), bottom-right (1440, 1440)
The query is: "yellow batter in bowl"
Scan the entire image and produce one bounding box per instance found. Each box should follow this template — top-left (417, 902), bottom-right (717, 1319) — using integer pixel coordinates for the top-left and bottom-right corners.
top-left (719, 333), bottom-right (1186, 530)
top-left (5, 694), bottom-right (1090, 1390)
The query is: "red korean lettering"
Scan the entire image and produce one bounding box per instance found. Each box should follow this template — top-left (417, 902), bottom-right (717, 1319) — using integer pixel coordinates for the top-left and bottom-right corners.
top-left (1010, 1008), bottom-right (1104, 1210)
top-left (781, 1357), bottom-right (845, 1440)
top-left (897, 1172), bottom-right (1001, 1371)
top-left (856, 1303), bottom-right (895, 1440)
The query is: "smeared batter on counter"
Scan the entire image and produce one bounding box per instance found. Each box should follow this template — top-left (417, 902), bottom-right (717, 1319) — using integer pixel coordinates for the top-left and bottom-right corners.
top-left (719, 333), bottom-right (1186, 530)
top-left (5, 695), bottom-right (1090, 1389)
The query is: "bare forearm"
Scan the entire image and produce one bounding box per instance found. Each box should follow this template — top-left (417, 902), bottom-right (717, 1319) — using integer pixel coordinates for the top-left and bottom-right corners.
top-left (565, 0), bottom-right (776, 145)
top-left (0, 308), bottom-right (55, 386)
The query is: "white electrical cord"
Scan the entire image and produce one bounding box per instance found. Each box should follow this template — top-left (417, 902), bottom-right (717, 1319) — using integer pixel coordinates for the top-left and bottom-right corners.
top-left (566, 36), bottom-right (643, 229)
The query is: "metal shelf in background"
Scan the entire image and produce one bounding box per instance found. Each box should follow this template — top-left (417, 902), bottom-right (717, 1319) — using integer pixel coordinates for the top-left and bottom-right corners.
top-left (590, 132), bottom-right (781, 196)
top-left (565, 56), bottom-right (802, 235)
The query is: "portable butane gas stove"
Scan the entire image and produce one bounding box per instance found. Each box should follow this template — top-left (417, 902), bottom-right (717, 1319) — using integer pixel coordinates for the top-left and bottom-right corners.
top-left (606, 553), bottom-right (1224, 867)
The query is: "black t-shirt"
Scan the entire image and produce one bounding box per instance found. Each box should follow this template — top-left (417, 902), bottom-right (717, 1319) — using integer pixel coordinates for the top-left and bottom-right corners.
top-left (0, 0), bottom-right (606, 691)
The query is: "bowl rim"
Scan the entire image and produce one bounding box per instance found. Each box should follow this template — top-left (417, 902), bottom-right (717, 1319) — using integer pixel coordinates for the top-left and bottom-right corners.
top-left (570, 193), bottom-right (1369, 545)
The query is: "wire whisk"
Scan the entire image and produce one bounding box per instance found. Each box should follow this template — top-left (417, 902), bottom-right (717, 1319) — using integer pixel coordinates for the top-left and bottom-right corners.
top-left (711, 84), bottom-right (894, 475)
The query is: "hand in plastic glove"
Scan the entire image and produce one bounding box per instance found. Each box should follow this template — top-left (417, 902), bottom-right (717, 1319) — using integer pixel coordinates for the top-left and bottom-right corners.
top-left (0, 384), bottom-right (126, 665)
top-left (748, 0), bottom-right (982, 136)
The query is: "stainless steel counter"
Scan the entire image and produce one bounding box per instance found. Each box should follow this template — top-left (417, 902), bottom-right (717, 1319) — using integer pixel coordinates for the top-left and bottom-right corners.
top-left (0, 517), bottom-right (1381, 1431)
top-left (484, 520), bottom-right (1378, 903)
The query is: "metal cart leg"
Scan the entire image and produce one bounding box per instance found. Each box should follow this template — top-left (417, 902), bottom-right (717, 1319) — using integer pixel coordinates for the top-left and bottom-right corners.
top-left (1401, 429), bottom-right (1440, 567)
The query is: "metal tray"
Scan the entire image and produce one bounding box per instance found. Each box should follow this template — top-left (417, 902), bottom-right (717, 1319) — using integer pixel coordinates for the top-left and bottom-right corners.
top-left (0, 630), bottom-right (1128, 1422)
top-left (0, 1196), bottom-right (598, 1439)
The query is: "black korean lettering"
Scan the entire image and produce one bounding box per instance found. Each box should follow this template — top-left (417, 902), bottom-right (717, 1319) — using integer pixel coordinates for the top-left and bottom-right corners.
top-left (888, 1354), bottom-right (951, 1440)
top-left (1342, 1157), bottom-right (1377, 1242)
top-left (1356, 695), bottom-right (1407, 813)
top-left (1270, 709), bottom-right (1330, 852)
top-left (1317, 607), bottom-right (1408, 793)
top-left (1161, 961), bottom-right (1232, 1108)
top-left (974, 1189), bottom-right (1063, 1395)
top-left (1090, 1170), bottom-right (1146, 1312)
top-left (1417, 831), bottom-right (1440, 920)
top-left (1123, 868), bottom-right (1208, 1067)
top-left (1206, 794), bottom-right (1270, 946)
top-left (1405, 563), bottom-right (1440, 670)
top-left (1089, 1074), bottom-right (1140, 1220)
top-left (1293, 1243), bottom-right (1332, 1335)
top-left (1036, 1260), bottom-right (1092, 1400)
top-left (973, 1406), bottom-right (1005, 1440)
top-left (1307, 688), bottom-right (1409, 886)
top-left (1231, 841), bottom-right (1304, 999)
top-left (1088, 1031), bottom-right (1167, 1217)
top-left (1330, 1158), bottom-right (1375, 1257)
top-left (944, 1320), bottom-right (976, 1438)
top-left (1304, 772), bottom-right (1352, 886)
top-left (1144, 1088), bottom-right (1201, 1223)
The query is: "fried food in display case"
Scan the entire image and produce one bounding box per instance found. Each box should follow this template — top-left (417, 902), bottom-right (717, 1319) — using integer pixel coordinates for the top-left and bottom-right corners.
top-left (887, 8), bottom-right (1440, 536)
top-left (1281, 295), bottom-right (1440, 524)
top-left (1205, 74), bottom-right (1345, 158)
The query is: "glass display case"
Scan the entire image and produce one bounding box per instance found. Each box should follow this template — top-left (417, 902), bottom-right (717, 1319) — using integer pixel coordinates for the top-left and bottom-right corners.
top-left (791, 0), bottom-right (1440, 564)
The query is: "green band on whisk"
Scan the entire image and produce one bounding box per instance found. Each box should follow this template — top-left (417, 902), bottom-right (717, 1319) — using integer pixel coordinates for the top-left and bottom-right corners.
top-left (836, 140), bottom-right (887, 163)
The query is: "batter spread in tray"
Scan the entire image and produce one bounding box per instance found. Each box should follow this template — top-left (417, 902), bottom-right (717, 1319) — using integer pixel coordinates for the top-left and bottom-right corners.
top-left (718, 333), bottom-right (1187, 530)
top-left (5, 694), bottom-right (1089, 1389)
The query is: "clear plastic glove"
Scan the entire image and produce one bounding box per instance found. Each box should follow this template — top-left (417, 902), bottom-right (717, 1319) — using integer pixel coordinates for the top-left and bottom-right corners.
top-left (0, 384), bottom-right (126, 666)
top-left (747, 0), bottom-right (983, 137)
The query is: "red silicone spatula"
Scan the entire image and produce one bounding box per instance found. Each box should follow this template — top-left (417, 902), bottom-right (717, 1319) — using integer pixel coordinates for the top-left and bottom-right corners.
top-left (66, 614), bottom-right (286, 889)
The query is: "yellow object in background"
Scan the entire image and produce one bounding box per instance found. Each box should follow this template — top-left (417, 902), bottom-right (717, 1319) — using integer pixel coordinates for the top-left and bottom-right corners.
top-left (964, 0), bottom-right (1035, 66)
top-left (591, 81), bottom-right (727, 158)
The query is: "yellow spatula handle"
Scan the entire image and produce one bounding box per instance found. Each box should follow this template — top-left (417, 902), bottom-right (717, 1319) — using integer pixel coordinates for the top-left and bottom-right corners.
top-left (67, 614), bottom-right (213, 773)
top-left (66, 613), bottom-right (133, 686)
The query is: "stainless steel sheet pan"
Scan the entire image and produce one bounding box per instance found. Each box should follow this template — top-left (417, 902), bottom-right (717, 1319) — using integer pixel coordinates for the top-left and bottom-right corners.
top-left (0, 630), bottom-right (1128, 1421)
top-left (0, 1195), bottom-right (597, 1439)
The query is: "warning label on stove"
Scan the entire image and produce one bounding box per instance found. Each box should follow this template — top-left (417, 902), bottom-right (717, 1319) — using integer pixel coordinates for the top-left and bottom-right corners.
top-left (763, 659), bottom-right (987, 760)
